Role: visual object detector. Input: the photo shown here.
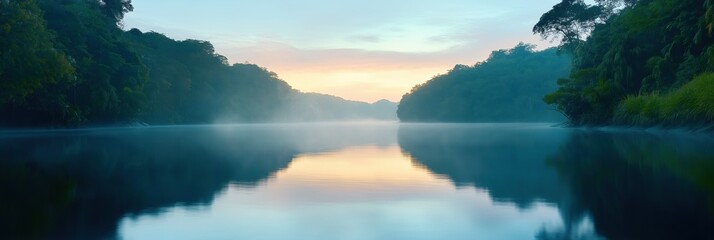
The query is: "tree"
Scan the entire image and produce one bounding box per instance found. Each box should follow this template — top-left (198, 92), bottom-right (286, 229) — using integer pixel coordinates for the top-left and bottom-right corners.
top-left (533, 0), bottom-right (607, 44)
top-left (0, 0), bottom-right (73, 105)
top-left (98, 0), bottom-right (133, 23)
top-left (533, 0), bottom-right (639, 44)
top-left (37, 0), bottom-right (148, 123)
top-left (0, 0), bottom-right (392, 127)
top-left (538, 0), bottom-right (714, 126)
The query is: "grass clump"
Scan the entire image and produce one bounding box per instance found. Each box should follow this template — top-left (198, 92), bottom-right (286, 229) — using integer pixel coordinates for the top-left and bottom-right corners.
top-left (614, 73), bottom-right (714, 127)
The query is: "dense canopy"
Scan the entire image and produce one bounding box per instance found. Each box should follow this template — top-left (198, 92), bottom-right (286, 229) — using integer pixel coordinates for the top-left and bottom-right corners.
top-left (0, 0), bottom-right (394, 127)
top-left (398, 44), bottom-right (571, 122)
top-left (538, 0), bottom-right (714, 127)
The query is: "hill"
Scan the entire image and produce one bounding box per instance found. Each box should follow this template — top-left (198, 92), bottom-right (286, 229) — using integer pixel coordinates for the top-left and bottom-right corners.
top-left (398, 44), bottom-right (571, 122)
top-left (0, 0), bottom-right (394, 127)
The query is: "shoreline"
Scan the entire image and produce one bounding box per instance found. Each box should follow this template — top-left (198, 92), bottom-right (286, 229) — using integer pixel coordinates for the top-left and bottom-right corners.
top-left (557, 122), bottom-right (714, 135)
top-left (1, 121), bottom-right (711, 135)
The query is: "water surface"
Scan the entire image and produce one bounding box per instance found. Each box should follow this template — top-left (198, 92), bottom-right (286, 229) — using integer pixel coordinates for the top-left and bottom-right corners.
top-left (1, 123), bottom-right (713, 239)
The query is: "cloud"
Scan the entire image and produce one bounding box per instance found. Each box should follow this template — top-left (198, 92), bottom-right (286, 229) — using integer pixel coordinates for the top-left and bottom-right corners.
top-left (215, 28), bottom-right (553, 102)
top-left (124, 0), bottom-right (563, 102)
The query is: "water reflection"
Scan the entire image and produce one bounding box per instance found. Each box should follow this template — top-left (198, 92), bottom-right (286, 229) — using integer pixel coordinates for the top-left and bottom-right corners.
top-left (0, 124), bottom-right (396, 239)
top-left (398, 124), bottom-right (597, 239)
top-left (398, 123), bottom-right (572, 207)
top-left (1, 124), bottom-right (714, 239)
top-left (547, 130), bottom-right (714, 240)
top-left (120, 145), bottom-right (566, 240)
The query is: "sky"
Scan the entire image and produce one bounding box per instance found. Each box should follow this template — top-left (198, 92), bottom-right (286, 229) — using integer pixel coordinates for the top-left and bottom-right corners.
top-left (124, 0), bottom-right (560, 103)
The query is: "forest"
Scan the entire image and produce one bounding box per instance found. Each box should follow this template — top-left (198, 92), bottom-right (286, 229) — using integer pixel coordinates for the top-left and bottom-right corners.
top-left (397, 44), bottom-right (571, 122)
top-left (399, 0), bottom-right (714, 127)
top-left (536, 0), bottom-right (714, 127)
top-left (0, 0), bottom-right (394, 127)
top-left (4, 0), bottom-right (713, 128)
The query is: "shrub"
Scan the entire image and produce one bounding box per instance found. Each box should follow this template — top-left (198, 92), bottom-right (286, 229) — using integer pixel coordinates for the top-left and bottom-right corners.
top-left (614, 73), bottom-right (714, 127)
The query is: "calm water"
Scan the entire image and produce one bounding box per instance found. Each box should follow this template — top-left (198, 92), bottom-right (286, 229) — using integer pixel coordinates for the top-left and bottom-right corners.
top-left (1, 123), bottom-right (714, 239)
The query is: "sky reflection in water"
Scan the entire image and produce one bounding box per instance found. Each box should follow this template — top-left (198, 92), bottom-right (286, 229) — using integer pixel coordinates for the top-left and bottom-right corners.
top-left (120, 145), bottom-right (574, 240)
top-left (2, 123), bottom-right (714, 239)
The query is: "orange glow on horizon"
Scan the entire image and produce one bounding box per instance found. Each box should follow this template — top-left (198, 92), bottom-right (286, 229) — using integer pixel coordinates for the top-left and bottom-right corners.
top-left (219, 38), bottom-right (553, 103)
top-left (277, 68), bottom-right (446, 102)
top-left (273, 146), bottom-right (446, 186)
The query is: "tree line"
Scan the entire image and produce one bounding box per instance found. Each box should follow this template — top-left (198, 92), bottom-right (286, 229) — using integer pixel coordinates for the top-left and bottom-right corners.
top-left (398, 44), bottom-right (571, 122)
top-left (0, 0), bottom-right (394, 127)
top-left (399, 0), bottom-right (714, 127)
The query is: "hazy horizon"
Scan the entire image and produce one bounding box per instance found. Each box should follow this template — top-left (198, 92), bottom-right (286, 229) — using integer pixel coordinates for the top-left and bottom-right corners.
top-left (124, 0), bottom-right (560, 102)
top-left (3, 1), bottom-right (714, 238)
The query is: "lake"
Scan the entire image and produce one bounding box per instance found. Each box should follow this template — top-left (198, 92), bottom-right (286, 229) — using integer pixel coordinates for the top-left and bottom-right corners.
top-left (1, 123), bottom-right (713, 239)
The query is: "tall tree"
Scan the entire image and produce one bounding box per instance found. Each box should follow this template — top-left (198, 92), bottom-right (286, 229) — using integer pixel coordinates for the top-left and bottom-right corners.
top-left (533, 0), bottom-right (607, 44)
top-left (534, 0), bottom-right (639, 44)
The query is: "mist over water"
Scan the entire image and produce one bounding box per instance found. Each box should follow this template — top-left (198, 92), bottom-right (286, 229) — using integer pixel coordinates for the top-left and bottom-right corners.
top-left (1, 123), bottom-right (713, 239)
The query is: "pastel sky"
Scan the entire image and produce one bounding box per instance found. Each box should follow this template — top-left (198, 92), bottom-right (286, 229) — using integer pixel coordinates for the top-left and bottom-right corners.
top-left (124, 0), bottom-right (560, 103)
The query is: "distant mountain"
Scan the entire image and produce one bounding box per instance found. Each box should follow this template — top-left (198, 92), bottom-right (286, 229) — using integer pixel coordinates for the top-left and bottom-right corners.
top-left (273, 93), bottom-right (397, 122)
top-left (370, 99), bottom-right (399, 120)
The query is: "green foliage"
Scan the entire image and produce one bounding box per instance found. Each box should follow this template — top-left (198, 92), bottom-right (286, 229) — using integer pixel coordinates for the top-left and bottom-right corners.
top-left (0, 0), bottom-right (74, 117)
top-left (614, 73), bottom-right (714, 126)
top-left (0, 0), bottom-right (149, 126)
top-left (398, 43), bottom-right (571, 122)
top-left (538, 0), bottom-right (714, 126)
top-left (98, 0), bottom-right (134, 22)
top-left (533, 0), bottom-right (610, 43)
top-left (0, 0), bottom-right (394, 127)
top-left (44, 0), bottom-right (148, 123)
top-left (124, 30), bottom-right (297, 124)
